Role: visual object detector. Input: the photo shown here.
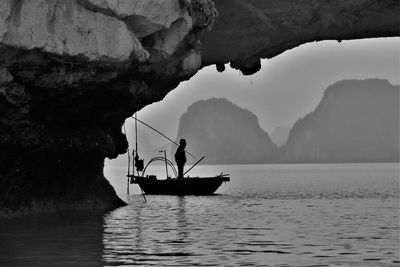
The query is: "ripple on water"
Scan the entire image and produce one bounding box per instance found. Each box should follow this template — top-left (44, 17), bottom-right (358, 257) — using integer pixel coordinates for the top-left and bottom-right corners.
top-left (101, 192), bottom-right (399, 266)
top-left (0, 164), bottom-right (398, 266)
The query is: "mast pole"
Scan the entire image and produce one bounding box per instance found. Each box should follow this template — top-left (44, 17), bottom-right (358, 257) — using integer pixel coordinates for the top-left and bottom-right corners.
top-left (135, 113), bottom-right (138, 155)
top-left (134, 112), bottom-right (139, 176)
top-left (164, 150), bottom-right (169, 178)
top-left (123, 123), bottom-right (130, 195)
top-left (134, 112), bottom-right (146, 202)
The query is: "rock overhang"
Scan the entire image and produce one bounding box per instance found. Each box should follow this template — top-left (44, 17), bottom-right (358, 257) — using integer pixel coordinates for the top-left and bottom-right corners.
top-left (0, 0), bottom-right (217, 88)
top-left (0, 0), bottom-right (399, 215)
top-left (0, 0), bottom-right (217, 215)
top-left (200, 0), bottom-right (400, 75)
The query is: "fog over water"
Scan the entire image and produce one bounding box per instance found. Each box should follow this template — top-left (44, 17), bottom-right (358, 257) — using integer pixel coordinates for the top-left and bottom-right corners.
top-left (131, 38), bottom-right (399, 147)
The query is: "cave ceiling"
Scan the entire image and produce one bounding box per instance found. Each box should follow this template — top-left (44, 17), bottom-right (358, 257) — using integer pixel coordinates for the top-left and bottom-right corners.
top-left (201, 0), bottom-right (400, 75)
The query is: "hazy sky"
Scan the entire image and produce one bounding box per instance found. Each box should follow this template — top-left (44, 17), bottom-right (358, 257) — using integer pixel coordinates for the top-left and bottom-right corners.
top-left (127, 37), bottom-right (399, 146)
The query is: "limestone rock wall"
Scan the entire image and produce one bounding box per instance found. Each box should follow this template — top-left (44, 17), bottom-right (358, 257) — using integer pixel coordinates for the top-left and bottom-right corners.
top-left (1, 0), bottom-right (141, 62)
top-left (0, 0), bottom-right (216, 216)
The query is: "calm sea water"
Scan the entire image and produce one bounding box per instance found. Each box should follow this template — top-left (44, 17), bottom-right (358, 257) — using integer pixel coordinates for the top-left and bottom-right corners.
top-left (0, 163), bottom-right (399, 266)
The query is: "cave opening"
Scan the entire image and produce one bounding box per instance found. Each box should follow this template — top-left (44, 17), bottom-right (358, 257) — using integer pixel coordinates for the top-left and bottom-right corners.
top-left (105, 37), bottom-right (399, 200)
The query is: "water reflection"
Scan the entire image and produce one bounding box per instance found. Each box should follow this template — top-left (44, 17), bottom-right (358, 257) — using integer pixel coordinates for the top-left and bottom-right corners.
top-left (102, 194), bottom-right (399, 266)
top-left (177, 197), bottom-right (188, 242)
top-left (103, 196), bottom-right (201, 266)
top-left (0, 164), bottom-right (399, 266)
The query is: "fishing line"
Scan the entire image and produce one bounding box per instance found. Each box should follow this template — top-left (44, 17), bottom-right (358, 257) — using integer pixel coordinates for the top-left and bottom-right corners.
top-left (131, 116), bottom-right (197, 159)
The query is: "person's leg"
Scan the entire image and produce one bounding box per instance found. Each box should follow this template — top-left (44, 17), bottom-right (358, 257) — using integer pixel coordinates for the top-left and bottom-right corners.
top-left (178, 164), bottom-right (184, 178)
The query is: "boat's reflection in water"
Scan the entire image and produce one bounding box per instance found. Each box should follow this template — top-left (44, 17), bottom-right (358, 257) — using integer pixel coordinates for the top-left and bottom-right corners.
top-left (0, 196), bottom-right (205, 266)
top-left (103, 195), bottom-right (200, 266)
top-left (176, 197), bottom-right (188, 244)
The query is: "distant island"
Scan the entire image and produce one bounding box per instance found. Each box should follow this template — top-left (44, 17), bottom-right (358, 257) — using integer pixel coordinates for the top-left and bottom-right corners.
top-left (281, 79), bottom-right (399, 163)
top-left (173, 79), bottom-right (399, 164)
top-left (174, 98), bottom-right (278, 164)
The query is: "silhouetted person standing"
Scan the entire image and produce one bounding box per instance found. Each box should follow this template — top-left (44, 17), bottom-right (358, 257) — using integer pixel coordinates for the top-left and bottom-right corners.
top-left (175, 139), bottom-right (186, 179)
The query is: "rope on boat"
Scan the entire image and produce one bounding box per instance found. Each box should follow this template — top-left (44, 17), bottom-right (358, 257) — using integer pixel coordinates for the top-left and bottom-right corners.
top-left (142, 157), bottom-right (178, 178)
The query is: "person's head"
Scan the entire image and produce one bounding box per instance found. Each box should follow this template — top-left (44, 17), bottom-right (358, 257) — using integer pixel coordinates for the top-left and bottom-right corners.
top-left (180, 139), bottom-right (186, 147)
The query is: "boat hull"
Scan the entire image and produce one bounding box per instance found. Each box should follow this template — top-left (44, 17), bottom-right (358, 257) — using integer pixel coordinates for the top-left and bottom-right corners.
top-left (131, 176), bottom-right (229, 195)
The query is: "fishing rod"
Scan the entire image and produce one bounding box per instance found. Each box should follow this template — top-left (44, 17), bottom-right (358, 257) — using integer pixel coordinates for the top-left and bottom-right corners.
top-left (131, 116), bottom-right (197, 159)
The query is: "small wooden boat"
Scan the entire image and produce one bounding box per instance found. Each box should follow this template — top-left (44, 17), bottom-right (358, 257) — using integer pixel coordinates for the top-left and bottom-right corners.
top-left (124, 114), bottom-right (230, 197)
top-left (130, 174), bottom-right (230, 195)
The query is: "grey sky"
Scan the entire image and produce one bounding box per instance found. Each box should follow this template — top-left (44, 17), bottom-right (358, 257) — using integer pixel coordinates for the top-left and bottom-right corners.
top-left (128, 37), bottom-right (399, 146)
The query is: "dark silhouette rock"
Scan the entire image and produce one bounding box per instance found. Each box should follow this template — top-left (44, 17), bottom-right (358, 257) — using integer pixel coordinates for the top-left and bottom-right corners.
top-left (270, 126), bottom-right (291, 147)
top-left (201, 0), bottom-right (400, 74)
top-left (0, 0), bottom-right (217, 216)
top-left (281, 79), bottom-right (399, 163)
top-left (174, 98), bottom-right (278, 164)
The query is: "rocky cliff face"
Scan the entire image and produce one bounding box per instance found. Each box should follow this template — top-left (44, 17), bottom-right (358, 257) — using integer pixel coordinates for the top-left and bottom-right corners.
top-left (0, 0), bottom-right (217, 215)
top-left (281, 79), bottom-right (399, 163)
top-left (0, 0), bottom-right (399, 215)
top-left (174, 98), bottom-right (278, 164)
